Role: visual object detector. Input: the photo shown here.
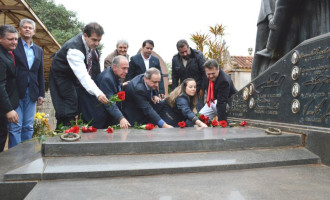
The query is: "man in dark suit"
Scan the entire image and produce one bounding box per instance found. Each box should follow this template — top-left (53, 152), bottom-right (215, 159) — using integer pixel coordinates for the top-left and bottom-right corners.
top-left (91, 55), bottom-right (131, 129)
top-left (123, 68), bottom-right (173, 128)
top-left (126, 40), bottom-right (165, 97)
top-left (0, 25), bottom-right (19, 152)
top-left (8, 19), bottom-right (45, 148)
top-left (200, 59), bottom-right (237, 122)
top-left (49, 23), bottom-right (108, 128)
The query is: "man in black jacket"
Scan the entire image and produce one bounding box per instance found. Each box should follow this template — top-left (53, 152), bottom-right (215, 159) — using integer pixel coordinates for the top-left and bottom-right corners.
top-left (123, 68), bottom-right (173, 128)
top-left (200, 59), bottom-right (237, 122)
top-left (172, 39), bottom-right (206, 111)
top-left (0, 25), bottom-right (19, 152)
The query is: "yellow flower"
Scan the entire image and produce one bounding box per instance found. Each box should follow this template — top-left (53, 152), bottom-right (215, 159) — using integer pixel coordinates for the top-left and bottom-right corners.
top-left (41, 112), bottom-right (45, 117)
top-left (37, 115), bottom-right (42, 120)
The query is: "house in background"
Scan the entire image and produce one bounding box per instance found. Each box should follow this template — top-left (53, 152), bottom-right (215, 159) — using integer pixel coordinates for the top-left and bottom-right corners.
top-left (224, 56), bottom-right (253, 91)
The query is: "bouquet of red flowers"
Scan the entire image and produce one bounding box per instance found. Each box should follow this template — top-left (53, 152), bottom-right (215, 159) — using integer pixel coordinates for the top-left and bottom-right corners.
top-left (198, 114), bottom-right (209, 125)
top-left (108, 91), bottom-right (125, 107)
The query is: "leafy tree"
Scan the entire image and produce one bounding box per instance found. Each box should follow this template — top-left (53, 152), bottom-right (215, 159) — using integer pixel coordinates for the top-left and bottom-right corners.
top-left (191, 24), bottom-right (229, 67)
top-left (26, 0), bottom-right (84, 45)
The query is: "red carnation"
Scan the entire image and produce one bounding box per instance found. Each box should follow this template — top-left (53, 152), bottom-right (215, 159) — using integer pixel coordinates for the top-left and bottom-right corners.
top-left (219, 120), bottom-right (227, 128)
top-left (106, 127), bottom-right (114, 133)
top-left (145, 123), bottom-right (155, 130)
top-left (199, 114), bottom-right (206, 121)
top-left (178, 121), bottom-right (186, 128)
top-left (117, 91), bottom-right (125, 101)
top-left (211, 120), bottom-right (218, 127)
top-left (240, 121), bottom-right (247, 126)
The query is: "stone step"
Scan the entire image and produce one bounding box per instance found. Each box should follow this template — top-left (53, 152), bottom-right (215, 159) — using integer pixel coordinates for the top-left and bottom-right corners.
top-left (42, 127), bottom-right (302, 156)
top-left (24, 165), bottom-right (330, 200)
top-left (4, 147), bottom-right (319, 181)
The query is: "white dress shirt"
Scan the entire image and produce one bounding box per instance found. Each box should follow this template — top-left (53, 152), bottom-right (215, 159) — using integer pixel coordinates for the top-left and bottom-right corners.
top-left (141, 53), bottom-right (151, 70)
top-left (66, 35), bottom-right (102, 98)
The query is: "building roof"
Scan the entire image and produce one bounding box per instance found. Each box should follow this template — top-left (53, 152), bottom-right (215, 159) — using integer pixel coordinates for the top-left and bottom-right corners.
top-left (230, 56), bottom-right (253, 71)
top-left (0, 0), bottom-right (61, 81)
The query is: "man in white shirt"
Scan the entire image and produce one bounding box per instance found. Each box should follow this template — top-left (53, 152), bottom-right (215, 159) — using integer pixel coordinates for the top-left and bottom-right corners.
top-left (49, 22), bottom-right (108, 128)
top-left (126, 40), bottom-right (165, 97)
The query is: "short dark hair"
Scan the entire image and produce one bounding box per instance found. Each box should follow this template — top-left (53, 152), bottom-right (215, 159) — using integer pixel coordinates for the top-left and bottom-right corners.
top-left (142, 40), bottom-right (154, 48)
top-left (203, 59), bottom-right (219, 70)
top-left (83, 22), bottom-right (104, 37)
top-left (0, 25), bottom-right (17, 38)
top-left (176, 39), bottom-right (189, 50)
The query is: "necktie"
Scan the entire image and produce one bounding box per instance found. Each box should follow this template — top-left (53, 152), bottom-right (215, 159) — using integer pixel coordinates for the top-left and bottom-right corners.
top-left (9, 51), bottom-right (16, 67)
top-left (206, 80), bottom-right (214, 107)
top-left (87, 50), bottom-right (92, 76)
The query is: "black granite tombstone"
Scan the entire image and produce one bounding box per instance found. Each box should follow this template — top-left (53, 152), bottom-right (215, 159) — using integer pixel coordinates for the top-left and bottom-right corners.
top-left (228, 33), bottom-right (330, 131)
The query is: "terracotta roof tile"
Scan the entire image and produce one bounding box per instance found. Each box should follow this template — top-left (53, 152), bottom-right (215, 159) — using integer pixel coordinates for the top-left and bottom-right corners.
top-left (231, 56), bottom-right (253, 70)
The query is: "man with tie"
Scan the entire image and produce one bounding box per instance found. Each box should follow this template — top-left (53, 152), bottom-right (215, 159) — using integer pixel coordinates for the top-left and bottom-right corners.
top-left (8, 19), bottom-right (45, 148)
top-left (123, 68), bottom-right (173, 128)
top-left (126, 40), bottom-right (165, 98)
top-left (0, 25), bottom-right (19, 152)
top-left (49, 22), bottom-right (108, 128)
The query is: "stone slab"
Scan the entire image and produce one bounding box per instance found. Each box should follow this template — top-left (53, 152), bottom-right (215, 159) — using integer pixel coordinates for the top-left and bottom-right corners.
top-left (0, 140), bottom-right (41, 199)
top-left (25, 164), bottom-right (330, 200)
top-left (5, 148), bottom-right (319, 181)
top-left (42, 127), bottom-right (302, 156)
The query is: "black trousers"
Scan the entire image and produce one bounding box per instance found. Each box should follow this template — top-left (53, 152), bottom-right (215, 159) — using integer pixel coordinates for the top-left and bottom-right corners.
top-left (0, 114), bottom-right (8, 152)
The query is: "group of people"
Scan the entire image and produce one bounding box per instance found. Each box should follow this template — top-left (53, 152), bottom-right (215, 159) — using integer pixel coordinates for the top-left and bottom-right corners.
top-left (0, 19), bottom-right (44, 152)
top-left (0, 21), bottom-right (237, 151)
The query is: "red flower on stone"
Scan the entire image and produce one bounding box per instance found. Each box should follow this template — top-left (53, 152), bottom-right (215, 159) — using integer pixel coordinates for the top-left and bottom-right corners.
top-left (64, 126), bottom-right (80, 134)
top-left (117, 91), bottom-right (125, 101)
top-left (106, 127), bottom-right (114, 133)
top-left (219, 120), bottom-right (227, 128)
top-left (240, 121), bottom-right (247, 126)
top-left (211, 120), bottom-right (218, 127)
top-left (145, 123), bottom-right (155, 130)
top-left (178, 121), bottom-right (186, 128)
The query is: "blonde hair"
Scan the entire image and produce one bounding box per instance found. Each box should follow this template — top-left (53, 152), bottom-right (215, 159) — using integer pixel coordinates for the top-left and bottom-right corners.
top-left (166, 78), bottom-right (197, 109)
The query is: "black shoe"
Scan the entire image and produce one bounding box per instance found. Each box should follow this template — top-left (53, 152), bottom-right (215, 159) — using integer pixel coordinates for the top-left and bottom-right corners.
top-left (256, 48), bottom-right (272, 58)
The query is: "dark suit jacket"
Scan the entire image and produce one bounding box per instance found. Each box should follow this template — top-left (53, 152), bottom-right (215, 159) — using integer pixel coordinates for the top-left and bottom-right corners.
top-left (0, 45), bottom-right (19, 114)
top-left (205, 70), bottom-right (237, 121)
top-left (126, 53), bottom-right (165, 94)
top-left (123, 74), bottom-right (162, 125)
top-left (157, 94), bottom-right (198, 127)
top-left (14, 38), bottom-right (45, 101)
top-left (91, 67), bottom-right (124, 128)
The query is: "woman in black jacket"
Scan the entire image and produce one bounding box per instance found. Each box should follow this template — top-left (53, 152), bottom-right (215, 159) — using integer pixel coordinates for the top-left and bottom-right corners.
top-left (156, 78), bottom-right (208, 127)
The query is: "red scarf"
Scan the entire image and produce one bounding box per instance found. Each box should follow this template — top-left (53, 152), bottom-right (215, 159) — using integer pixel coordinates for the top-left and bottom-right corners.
top-left (206, 80), bottom-right (214, 107)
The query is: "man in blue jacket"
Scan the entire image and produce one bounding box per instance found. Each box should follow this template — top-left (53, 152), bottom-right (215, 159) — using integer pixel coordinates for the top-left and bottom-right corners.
top-left (91, 55), bottom-right (131, 129)
top-left (8, 19), bottom-right (45, 148)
